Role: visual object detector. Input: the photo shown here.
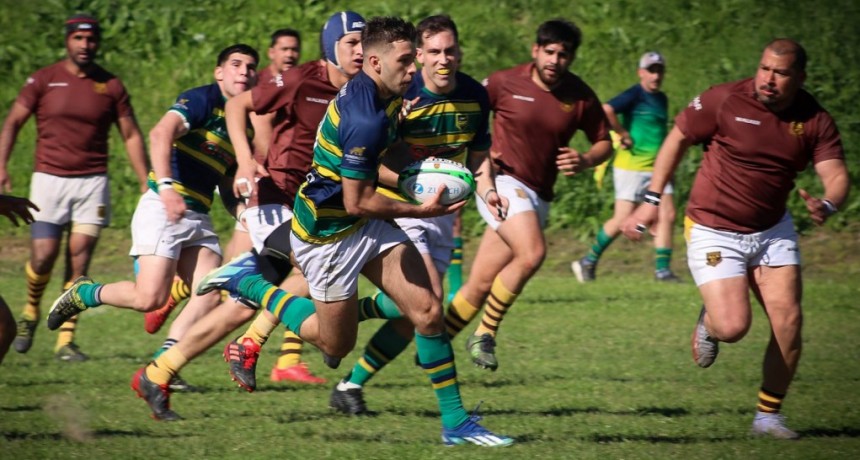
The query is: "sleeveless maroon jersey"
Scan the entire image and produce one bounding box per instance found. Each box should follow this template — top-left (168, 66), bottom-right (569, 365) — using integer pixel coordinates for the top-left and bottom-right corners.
top-left (485, 62), bottom-right (610, 201)
top-left (16, 61), bottom-right (135, 177)
top-left (250, 60), bottom-right (335, 207)
top-left (677, 78), bottom-right (844, 233)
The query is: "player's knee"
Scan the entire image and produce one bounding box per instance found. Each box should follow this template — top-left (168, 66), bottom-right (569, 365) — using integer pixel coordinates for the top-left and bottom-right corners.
top-left (712, 319), bottom-right (750, 343)
top-left (134, 291), bottom-right (171, 312)
top-left (768, 304), bottom-right (803, 332)
top-left (517, 250), bottom-right (546, 275)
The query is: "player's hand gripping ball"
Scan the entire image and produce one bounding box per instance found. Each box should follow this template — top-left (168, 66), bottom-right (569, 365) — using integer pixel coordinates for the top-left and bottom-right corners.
top-left (398, 158), bottom-right (475, 205)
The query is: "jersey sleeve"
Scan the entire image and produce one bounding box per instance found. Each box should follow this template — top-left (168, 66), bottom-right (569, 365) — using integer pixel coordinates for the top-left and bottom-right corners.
top-left (252, 70), bottom-right (299, 117)
top-left (675, 85), bottom-right (723, 144)
top-left (811, 112), bottom-right (845, 164)
top-left (483, 71), bottom-right (500, 109)
top-left (607, 85), bottom-right (640, 115)
top-left (110, 78), bottom-right (135, 119)
top-left (579, 89), bottom-right (611, 144)
top-left (15, 71), bottom-right (44, 111)
top-left (167, 88), bottom-right (208, 130)
top-left (339, 112), bottom-right (389, 181)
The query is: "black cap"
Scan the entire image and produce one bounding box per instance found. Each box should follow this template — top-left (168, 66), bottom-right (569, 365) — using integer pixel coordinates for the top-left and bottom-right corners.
top-left (65, 14), bottom-right (100, 37)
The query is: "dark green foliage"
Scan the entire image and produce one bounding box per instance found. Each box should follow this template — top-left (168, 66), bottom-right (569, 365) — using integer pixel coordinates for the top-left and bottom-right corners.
top-left (1, 0), bottom-right (857, 238)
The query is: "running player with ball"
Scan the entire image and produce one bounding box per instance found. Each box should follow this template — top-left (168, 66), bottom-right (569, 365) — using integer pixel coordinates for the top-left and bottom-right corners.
top-left (198, 16), bottom-right (512, 446)
top-left (327, 14), bottom-right (506, 416)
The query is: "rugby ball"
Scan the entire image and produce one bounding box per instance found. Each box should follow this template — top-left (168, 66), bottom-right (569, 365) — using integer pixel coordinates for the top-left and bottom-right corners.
top-left (398, 158), bottom-right (475, 205)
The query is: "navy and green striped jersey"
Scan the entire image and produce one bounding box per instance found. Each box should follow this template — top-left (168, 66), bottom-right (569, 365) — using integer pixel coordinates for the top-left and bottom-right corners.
top-left (292, 72), bottom-right (402, 243)
top-left (378, 71), bottom-right (491, 201)
top-left (146, 83), bottom-right (247, 213)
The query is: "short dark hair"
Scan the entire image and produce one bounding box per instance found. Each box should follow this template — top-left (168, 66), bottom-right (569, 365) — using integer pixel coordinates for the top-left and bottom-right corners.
top-left (416, 15), bottom-right (458, 47)
top-left (270, 28), bottom-right (301, 48)
top-left (361, 16), bottom-right (416, 53)
top-left (536, 19), bottom-right (582, 54)
top-left (765, 38), bottom-right (807, 72)
top-left (217, 44), bottom-right (259, 67)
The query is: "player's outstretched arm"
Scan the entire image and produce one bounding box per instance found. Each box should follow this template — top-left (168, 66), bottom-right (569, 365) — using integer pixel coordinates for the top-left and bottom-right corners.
top-left (0, 194), bottom-right (38, 226)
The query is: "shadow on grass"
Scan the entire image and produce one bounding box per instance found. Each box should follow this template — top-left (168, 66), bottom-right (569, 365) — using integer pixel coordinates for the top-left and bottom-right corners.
top-left (585, 433), bottom-right (734, 443)
top-left (3, 428), bottom-right (192, 441)
top-left (1, 405), bottom-right (41, 412)
top-left (800, 426), bottom-right (860, 438)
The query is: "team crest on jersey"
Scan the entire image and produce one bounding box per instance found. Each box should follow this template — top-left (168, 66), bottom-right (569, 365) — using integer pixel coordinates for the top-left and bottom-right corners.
top-left (97, 205), bottom-right (105, 218)
top-left (93, 82), bottom-right (107, 94)
top-left (789, 122), bottom-right (804, 136)
top-left (515, 187), bottom-right (527, 199)
top-left (349, 146), bottom-right (366, 157)
top-left (706, 251), bottom-right (722, 267)
top-left (559, 102), bottom-right (573, 112)
top-left (456, 114), bottom-right (468, 130)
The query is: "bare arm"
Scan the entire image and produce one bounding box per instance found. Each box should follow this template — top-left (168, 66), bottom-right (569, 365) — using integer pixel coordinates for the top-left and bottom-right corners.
top-left (799, 158), bottom-right (850, 225)
top-left (117, 115), bottom-right (150, 192)
top-left (556, 138), bottom-right (613, 177)
top-left (250, 111), bottom-right (274, 160)
top-left (468, 149), bottom-right (508, 221)
top-left (622, 125), bottom-right (692, 240)
top-left (0, 102), bottom-right (33, 192)
top-left (148, 112), bottom-right (189, 223)
top-left (225, 90), bottom-right (268, 199)
top-left (342, 176), bottom-right (465, 220)
top-left (603, 103), bottom-right (632, 148)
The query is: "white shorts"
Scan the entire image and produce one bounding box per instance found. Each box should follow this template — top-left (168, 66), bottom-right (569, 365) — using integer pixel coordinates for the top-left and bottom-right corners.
top-left (29, 172), bottom-right (110, 226)
top-left (396, 214), bottom-right (456, 275)
top-left (129, 190), bottom-right (221, 259)
top-left (291, 219), bottom-right (408, 302)
top-left (242, 204), bottom-right (294, 252)
top-left (613, 168), bottom-right (673, 202)
top-left (476, 174), bottom-right (549, 231)
top-left (685, 213), bottom-right (800, 287)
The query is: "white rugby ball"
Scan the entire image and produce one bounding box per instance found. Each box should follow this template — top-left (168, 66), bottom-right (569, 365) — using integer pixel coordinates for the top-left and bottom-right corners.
top-left (398, 158), bottom-right (476, 205)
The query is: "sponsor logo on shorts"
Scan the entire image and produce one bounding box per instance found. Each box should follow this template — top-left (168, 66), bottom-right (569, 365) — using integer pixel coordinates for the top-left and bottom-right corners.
top-left (706, 251), bottom-right (722, 267)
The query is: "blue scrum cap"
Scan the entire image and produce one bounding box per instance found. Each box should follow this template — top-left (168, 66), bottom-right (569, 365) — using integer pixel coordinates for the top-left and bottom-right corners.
top-left (322, 11), bottom-right (365, 68)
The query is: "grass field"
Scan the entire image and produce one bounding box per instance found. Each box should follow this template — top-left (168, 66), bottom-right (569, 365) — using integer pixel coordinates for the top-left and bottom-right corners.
top-left (1, 227), bottom-right (859, 459)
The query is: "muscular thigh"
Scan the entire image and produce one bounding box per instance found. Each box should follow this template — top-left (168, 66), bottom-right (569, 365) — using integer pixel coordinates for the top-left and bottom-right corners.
top-left (362, 242), bottom-right (437, 322)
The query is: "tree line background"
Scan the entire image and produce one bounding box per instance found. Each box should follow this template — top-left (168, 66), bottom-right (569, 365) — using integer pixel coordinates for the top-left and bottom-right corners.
top-left (1, 0), bottom-right (856, 238)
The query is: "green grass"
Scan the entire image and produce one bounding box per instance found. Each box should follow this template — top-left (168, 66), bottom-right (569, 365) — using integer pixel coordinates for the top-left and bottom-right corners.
top-left (1, 228), bottom-right (859, 459)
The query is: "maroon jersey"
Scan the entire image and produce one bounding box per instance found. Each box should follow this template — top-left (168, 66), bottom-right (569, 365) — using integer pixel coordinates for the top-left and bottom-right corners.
top-left (250, 60), bottom-right (336, 206)
top-left (677, 78), bottom-right (844, 233)
top-left (485, 62), bottom-right (609, 201)
top-left (16, 61), bottom-right (135, 177)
